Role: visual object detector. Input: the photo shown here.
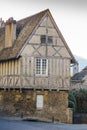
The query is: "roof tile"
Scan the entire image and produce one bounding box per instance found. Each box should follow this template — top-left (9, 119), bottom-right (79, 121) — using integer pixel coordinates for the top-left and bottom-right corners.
top-left (0, 9), bottom-right (76, 63)
top-left (0, 9), bottom-right (49, 61)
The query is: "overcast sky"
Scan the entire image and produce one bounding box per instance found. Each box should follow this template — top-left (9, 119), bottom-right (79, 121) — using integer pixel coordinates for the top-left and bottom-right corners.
top-left (0, 0), bottom-right (87, 59)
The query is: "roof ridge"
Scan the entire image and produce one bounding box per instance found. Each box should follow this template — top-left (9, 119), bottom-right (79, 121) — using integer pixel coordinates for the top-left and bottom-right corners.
top-left (17, 9), bottom-right (49, 24)
top-left (0, 9), bottom-right (75, 64)
top-left (16, 9), bottom-right (49, 36)
top-left (0, 9), bottom-right (49, 61)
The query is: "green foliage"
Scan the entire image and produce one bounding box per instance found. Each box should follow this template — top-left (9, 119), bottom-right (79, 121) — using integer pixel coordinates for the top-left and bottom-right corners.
top-left (75, 88), bottom-right (87, 98)
top-left (74, 89), bottom-right (87, 113)
top-left (68, 91), bottom-right (77, 113)
top-left (68, 100), bottom-right (76, 112)
top-left (69, 89), bottom-right (87, 113)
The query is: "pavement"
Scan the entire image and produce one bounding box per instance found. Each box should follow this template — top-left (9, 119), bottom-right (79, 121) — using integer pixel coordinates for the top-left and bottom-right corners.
top-left (0, 119), bottom-right (87, 130)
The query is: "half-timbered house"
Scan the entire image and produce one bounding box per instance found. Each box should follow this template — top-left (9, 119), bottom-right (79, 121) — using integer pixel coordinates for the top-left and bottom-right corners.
top-left (0, 9), bottom-right (76, 123)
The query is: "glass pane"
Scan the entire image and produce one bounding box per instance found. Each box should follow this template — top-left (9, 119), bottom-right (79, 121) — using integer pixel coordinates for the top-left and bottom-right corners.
top-left (48, 36), bottom-right (53, 44)
top-left (41, 35), bottom-right (46, 44)
top-left (36, 59), bottom-right (41, 74)
top-left (42, 59), bottom-right (47, 74)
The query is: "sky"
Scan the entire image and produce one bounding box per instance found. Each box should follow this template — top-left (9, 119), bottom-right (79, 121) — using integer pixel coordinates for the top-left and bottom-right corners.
top-left (0, 0), bottom-right (87, 59)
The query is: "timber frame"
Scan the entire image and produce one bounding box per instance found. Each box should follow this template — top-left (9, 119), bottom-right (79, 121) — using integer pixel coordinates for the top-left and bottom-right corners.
top-left (0, 9), bottom-right (76, 91)
top-left (0, 9), bottom-right (76, 123)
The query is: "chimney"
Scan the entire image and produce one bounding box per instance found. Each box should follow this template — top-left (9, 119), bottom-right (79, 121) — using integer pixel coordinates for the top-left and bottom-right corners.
top-left (0, 18), bottom-right (2, 27)
top-left (0, 18), bottom-right (5, 28)
top-left (5, 17), bottom-right (16, 48)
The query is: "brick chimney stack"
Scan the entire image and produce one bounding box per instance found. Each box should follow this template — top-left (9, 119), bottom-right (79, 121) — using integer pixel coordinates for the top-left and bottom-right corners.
top-left (5, 17), bottom-right (16, 48)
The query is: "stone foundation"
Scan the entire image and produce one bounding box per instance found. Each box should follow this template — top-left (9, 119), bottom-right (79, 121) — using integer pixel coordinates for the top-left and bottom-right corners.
top-left (0, 89), bottom-right (72, 123)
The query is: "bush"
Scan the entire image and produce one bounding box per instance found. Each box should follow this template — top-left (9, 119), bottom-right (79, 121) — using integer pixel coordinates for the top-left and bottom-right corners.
top-left (68, 91), bottom-right (77, 113)
top-left (75, 89), bottom-right (87, 113)
top-left (69, 89), bottom-right (87, 113)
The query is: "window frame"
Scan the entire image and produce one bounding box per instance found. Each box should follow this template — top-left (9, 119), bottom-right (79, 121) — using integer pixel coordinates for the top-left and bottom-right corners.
top-left (40, 35), bottom-right (53, 45)
top-left (48, 36), bottom-right (53, 45)
top-left (35, 58), bottom-right (48, 76)
top-left (40, 35), bottom-right (46, 44)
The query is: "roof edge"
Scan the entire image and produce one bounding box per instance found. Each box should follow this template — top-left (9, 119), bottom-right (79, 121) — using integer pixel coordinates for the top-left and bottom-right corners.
top-left (46, 10), bottom-right (77, 64)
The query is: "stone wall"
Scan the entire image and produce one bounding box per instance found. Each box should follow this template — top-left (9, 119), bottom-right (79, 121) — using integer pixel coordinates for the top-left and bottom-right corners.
top-left (0, 89), bottom-right (72, 123)
top-left (71, 81), bottom-right (87, 90)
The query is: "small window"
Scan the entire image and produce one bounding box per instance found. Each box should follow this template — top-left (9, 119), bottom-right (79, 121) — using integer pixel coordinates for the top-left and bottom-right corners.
top-left (36, 95), bottom-right (44, 109)
top-left (41, 35), bottom-right (53, 45)
top-left (41, 35), bottom-right (46, 44)
top-left (35, 58), bottom-right (48, 76)
top-left (48, 36), bottom-right (53, 44)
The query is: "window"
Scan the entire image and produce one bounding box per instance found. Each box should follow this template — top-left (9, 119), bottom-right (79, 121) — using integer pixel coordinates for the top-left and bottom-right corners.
top-left (41, 35), bottom-right (53, 45)
top-left (35, 58), bottom-right (48, 76)
top-left (41, 35), bottom-right (46, 44)
top-left (48, 36), bottom-right (53, 44)
top-left (36, 95), bottom-right (44, 109)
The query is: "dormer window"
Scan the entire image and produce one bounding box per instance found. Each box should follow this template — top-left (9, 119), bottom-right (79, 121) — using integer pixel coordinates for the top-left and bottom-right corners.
top-left (40, 35), bottom-right (53, 45)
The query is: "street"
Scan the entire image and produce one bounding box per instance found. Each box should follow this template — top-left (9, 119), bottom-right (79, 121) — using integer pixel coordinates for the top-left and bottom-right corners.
top-left (0, 119), bottom-right (87, 130)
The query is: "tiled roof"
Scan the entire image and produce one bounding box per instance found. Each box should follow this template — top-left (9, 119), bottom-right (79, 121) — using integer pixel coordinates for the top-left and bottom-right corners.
top-left (0, 9), bottom-right (48, 61)
top-left (0, 9), bottom-right (76, 63)
top-left (72, 66), bottom-right (87, 81)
